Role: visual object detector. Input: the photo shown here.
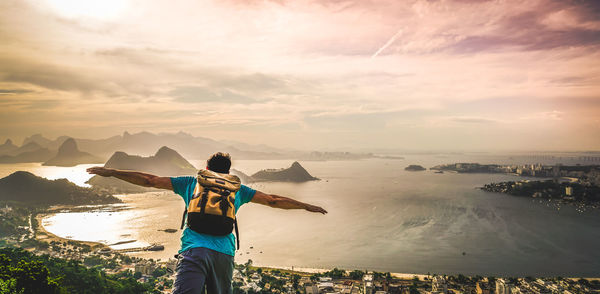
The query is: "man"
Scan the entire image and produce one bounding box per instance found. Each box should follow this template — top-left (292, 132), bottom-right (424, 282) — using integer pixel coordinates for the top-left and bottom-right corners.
top-left (87, 152), bottom-right (327, 294)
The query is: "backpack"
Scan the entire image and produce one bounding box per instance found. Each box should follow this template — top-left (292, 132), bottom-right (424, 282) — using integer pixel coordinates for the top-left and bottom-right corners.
top-left (180, 169), bottom-right (242, 249)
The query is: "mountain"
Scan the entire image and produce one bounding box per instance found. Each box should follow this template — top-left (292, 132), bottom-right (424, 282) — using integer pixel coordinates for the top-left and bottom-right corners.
top-left (0, 171), bottom-right (120, 205)
top-left (21, 134), bottom-right (53, 148)
top-left (230, 169), bottom-right (255, 184)
top-left (42, 138), bottom-right (103, 167)
top-left (10, 142), bottom-right (44, 156)
top-left (0, 139), bottom-right (17, 155)
top-left (86, 146), bottom-right (198, 193)
top-left (0, 142), bottom-right (54, 163)
top-left (251, 161), bottom-right (319, 182)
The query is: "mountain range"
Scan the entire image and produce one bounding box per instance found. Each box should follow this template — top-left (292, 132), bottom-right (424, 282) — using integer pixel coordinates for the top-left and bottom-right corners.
top-left (1, 131), bottom-right (376, 163)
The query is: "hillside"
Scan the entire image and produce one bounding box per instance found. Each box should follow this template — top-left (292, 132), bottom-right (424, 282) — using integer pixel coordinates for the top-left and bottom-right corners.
top-left (42, 138), bottom-right (103, 167)
top-left (0, 142), bottom-right (54, 163)
top-left (231, 169), bottom-right (256, 184)
top-left (86, 146), bottom-right (197, 193)
top-left (0, 171), bottom-right (120, 205)
top-left (251, 161), bottom-right (319, 182)
top-left (0, 139), bottom-right (17, 155)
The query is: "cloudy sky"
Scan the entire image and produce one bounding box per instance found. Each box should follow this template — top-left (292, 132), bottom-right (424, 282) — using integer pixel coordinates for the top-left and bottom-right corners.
top-left (0, 0), bottom-right (599, 151)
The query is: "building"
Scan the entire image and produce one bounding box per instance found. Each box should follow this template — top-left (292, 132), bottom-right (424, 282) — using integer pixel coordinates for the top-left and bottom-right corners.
top-left (431, 275), bottom-right (447, 294)
top-left (305, 283), bottom-right (319, 294)
top-left (495, 279), bottom-right (513, 294)
top-left (475, 281), bottom-right (492, 294)
top-left (565, 186), bottom-right (573, 196)
top-left (134, 262), bottom-right (154, 275)
top-left (363, 274), bottom-right (374, 294)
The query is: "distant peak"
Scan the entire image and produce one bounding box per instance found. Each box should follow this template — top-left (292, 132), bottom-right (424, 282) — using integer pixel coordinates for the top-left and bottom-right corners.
top-left (123, 131), bottom-right (131, 137)
top-left (291, 161), bottom-right (304, 168)
top-left (3, 139), bottom-right (12, 145)
top-left (57, 138), bottom-right (78, 154)
top-left (155, 146), bottom-right (178, 157)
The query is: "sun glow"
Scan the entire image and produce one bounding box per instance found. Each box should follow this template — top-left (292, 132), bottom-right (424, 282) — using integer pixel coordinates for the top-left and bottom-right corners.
top-left (43, 0), bottom-right (128, 20)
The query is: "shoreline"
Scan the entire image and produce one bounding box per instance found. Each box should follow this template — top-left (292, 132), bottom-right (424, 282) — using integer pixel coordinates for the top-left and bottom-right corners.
top-left (34, 210), bottom-right (110, 251)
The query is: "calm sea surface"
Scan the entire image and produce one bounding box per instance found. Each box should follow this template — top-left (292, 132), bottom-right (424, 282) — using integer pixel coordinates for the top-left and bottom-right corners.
top-left (2, 153), bottom-right (600, 276)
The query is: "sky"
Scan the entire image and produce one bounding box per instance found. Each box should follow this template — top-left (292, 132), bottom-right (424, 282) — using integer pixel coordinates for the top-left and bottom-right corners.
top-left (0, 0), bottom-right (599, 151)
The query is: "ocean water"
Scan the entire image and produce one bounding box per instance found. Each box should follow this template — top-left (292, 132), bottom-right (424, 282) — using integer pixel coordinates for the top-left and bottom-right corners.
top-left (2, 154), bottom-right (600, 276)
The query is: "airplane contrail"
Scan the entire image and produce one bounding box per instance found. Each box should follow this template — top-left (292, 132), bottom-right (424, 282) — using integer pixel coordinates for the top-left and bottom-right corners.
top-left (371, 29), bottom-right (402, 58)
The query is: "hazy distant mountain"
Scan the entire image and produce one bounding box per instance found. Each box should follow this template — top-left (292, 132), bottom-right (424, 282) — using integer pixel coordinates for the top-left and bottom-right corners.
top-left (42, 138), bottom-right (104, 167)
top-left (10, 142), bottom-right (45, 156)
top-left (16, 131), bottom-right (376, 161)
top-left (0, 171), bottom-right (120, 205)
top-left (251, 161), bottom-right (319, 182)
top-left (0, 139), bottom-right (17, 155)
top-left (0, 142), bottom-right (54, 163)
top-left (87, 146), bottom-right (198, 193)
top-left (230, 169), bottom-right (255, 184)
top-left (21, 134), bottom-right (53, 149)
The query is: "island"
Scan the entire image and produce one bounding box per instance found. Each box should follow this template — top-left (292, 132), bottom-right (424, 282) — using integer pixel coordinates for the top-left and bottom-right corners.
top-left (405, 165), bottom-right (426, 171)
top-left (43, 138), bottom-right (104, 167)
top-left (481, 180), bottom-right (600, 209)
top-left (86, 146), bottom-right (197, 193)
top-left (0, 171), bottom-right (121, 206)
top-left (250, 161), bottom-right (319, 182)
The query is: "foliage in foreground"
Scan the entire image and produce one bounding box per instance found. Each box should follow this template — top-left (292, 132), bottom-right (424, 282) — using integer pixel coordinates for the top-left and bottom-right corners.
top-left (0, 247), bottom-right (152, 294)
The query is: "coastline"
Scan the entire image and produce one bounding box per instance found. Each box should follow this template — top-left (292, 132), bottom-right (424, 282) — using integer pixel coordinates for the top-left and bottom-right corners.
top-left (256, 265), bottom-right (430, 280)
top-left (34, 211), bottom-right (109, 251)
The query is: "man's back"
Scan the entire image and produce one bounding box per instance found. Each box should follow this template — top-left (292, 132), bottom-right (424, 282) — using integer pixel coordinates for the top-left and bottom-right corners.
top-left (170, 176), bottom-right (256, 256)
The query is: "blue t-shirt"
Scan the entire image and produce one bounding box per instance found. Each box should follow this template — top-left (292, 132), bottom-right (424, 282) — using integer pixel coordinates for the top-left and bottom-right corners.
top-left (171, 176), bottom-right (256, 256)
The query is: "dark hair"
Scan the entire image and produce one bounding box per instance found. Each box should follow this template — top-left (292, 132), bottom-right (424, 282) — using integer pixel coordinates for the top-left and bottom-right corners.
top-left (207, 152), bottom-right (232, 174)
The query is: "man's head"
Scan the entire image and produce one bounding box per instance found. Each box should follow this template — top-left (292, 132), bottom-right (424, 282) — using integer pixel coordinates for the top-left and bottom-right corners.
top-left (206, 152), bottom-right (232, 174)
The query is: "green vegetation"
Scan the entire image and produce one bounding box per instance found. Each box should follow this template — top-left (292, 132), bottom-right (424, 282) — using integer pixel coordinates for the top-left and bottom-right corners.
top-left (0, 247), bottom-right (152, 294)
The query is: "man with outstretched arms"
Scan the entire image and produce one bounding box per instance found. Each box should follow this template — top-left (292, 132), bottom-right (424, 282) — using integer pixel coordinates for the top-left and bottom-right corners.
top-left (87, 152), bottom-right (327, 294)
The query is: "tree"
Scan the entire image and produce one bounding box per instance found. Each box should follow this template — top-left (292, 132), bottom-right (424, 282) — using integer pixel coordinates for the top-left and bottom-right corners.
top-left (325, 268), bottom-right (345, 279)
top-left (349, 270), bottom-right (365, 280)
top-left (134, 271), bottom-right (142, 279)
top-left (291, 274), bottom-right (301, 290)
top-left (12, 260), bottom-right (59, 294)
top-left (152, 267), bottom-right (167, 278)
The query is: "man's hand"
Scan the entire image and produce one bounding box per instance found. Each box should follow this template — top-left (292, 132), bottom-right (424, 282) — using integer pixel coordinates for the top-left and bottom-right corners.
top-left (305, 204), bottom-right (328, 214)
top-left (87, 167), bottom-right (115, 177)
top-left (86, 167), bottom-right (173, 190)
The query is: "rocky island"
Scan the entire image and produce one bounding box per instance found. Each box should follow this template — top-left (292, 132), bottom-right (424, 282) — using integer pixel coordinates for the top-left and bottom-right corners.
top-left (87, 146), bottom-right (197, 193)
top-left (405, 165), bottom-right (426, 171)
top-left (43, 138), bottom-right (103, 167)
top-left (0, 171), bottom-right (120, 206)
top-left (250, 161), bottom-right (319, 182)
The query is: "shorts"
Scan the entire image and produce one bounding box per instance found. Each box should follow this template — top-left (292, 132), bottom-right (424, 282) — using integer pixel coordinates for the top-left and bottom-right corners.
top-left (172, 247), bottom-right (234, 294)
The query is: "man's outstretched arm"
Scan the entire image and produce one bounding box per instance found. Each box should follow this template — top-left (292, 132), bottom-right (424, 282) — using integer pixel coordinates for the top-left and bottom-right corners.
top-left (86, 167), bottom-right (173, 190)
top-left (251, 191), bottom-right (327, 214)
